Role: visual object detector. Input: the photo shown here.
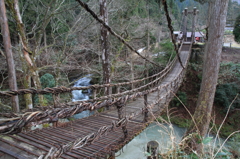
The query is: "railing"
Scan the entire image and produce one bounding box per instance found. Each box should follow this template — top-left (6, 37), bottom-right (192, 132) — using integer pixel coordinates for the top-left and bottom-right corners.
top-left (0, 2), bottom-right (197, 157)
top-left (0, 31), bottom-right (194, 136)
top-left (0, 55), bottom-right (177, 134)
top-left (38, 42), bottom-right (192, 158)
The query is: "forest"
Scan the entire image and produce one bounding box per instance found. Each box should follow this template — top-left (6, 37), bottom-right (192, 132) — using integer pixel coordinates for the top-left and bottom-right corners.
top-left (0, 0), bottom-right (240, 158)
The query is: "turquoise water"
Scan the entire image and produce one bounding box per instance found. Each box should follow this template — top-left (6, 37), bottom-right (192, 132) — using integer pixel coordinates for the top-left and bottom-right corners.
top-left (116, 122), bottom-right (186, 159)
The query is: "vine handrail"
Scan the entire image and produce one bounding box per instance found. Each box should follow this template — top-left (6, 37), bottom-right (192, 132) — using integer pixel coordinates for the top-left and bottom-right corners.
top-left (40, 44), bottom-right (192, 158)
top-left (0, 56), bottom-right (177, 97)
top-left (0, 47), bottom-right (191, 135)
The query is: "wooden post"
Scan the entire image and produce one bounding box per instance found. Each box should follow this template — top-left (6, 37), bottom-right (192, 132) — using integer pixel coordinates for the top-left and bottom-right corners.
top-left (52, 94), bottom-right (57, 108)
top-left (181, 10), bottom-right (185, 32)
top-left (117, 86), bottom-right (120, 94)
top-left (144, 94), bottom-right (148, 122)
top-left (108, 151), bottom-right (115, 159)
top-left (192, 7), bottom-right (197, 43)
top-left (147, 141), bottom-right (159, 159)
top-left (0, 0), bottom-right (19, 112)
top-left (93, 89), bottom-right (97, 99)
top-left (117, 102), bottom-right (128, 139)
top-left (183, 8), bottom-right (188, 42)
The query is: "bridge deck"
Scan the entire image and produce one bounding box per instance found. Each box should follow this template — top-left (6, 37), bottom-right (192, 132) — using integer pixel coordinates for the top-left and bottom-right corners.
top-left (0, 44), bottom-right (191, 159)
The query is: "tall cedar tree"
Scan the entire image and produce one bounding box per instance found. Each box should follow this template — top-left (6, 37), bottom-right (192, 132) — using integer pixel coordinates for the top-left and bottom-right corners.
top-left (0, 0), bottom-right (19, 112)
top-left (183, 0), bottom-right (229, 154)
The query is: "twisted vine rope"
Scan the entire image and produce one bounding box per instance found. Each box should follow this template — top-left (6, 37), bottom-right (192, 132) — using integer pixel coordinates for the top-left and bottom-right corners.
top-left (3, 46), bottom-right (189, 158)
top-left (162, 0), bottom-right (185, 68)
top-left (0, 57), bottom-right (176, 97)
top-left (75, 0), bottom-right (160, 67)
top-left (39, 117), bottom-right (128, 159)
top-left (0, 58), bottom-right (178, 135)
top-left (0, 75), bottom-right (166, 134)
top-left (0, 1), bottom-right (194, 158)
top-left (0, 55), bottom-right (180, 134)
top-left (40, 73), bottom-right (183, 159)
top-left (0, 64), bottom-right (185, 135)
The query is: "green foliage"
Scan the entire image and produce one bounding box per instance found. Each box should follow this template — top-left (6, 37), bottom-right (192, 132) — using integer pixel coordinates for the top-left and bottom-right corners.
top-left (214, 83), bottom-right (240, 111)
top-left (179, 0), bottom-right (208, 4)
top-left (134, 64), bottom-right (146, 72)
top-left (228, 134), bottom-right (240, 158)
top-left (202, 137), bottom-right (213, 144)
top-left (224, 30), bottom-right (233, 35)
top-left (16, 0), bottom-right (74, 45)
top-left (233, 14), bottom-right (240, 43)
top-left (34, 73), bottom-right (55, 105)
top-left (216, 62), bottom-right (240, 111)
top-left (153, 40), bottom-right (176, 65)
top-left (122, 0), bottom-right (147, 18)
top-left (219, 62), bottom-right (240, 84)
top-left (215, 150), bottom-right (232, 159)
top-left (40, 73), bottom-right (55, 88)
top-left (171, 117), bottom-right (190, 128)
top-left (168, 0), bottom-right (180, 19)
top-left (41, 73), bottom-right (55, 102)
top-left (171, 91), bottom-right (187, 107)
top-left (42, 123), bottom-right (50, 128)
top-left (158, 114), bottom-right (190, 128)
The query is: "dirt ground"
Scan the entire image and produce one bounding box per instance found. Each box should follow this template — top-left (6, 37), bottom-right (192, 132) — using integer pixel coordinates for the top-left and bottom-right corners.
top-left (222, 47), bottom-right (240, 63)
top-left (224, 34), bottom-right (240, 48)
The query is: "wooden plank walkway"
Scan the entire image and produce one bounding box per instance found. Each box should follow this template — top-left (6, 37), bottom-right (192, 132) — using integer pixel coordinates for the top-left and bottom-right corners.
top-left (0, 44), bottom-right (191, 159)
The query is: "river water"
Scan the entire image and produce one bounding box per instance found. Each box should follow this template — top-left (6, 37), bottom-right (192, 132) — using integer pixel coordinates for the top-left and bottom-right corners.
top-left (115, 122), bottom-right (232, 159)
top-left (71, 74), bottom-right (93, 119)
top-left (116, 123), bottom-right (186, 159)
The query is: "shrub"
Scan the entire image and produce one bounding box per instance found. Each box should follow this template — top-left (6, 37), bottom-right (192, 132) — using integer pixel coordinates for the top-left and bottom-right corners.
top-left (214, 83), bottom-right (240, 111)
top-left (34, 73), bottom-right (56, 105)
top-left (41, 73), bottom-right (56, 103)
top-left (153, 40), bottom-right (176, 65)
top-left (40, 73), bottom-right (55, 88)
top-left (170, 91), bottom-right (188, 107)
top-left (228, 134), bottom-right (240, 158)
top-left (219, 62), bottom-right (240, 84)
top-left (233, 14), bottom-right (240, 43)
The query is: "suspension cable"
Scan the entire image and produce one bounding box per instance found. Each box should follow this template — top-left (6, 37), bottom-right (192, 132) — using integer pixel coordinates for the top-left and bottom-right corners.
top-left (161, 0), bottom-right (185, 68)
top-left (75, 0), bottom-right (160, 67)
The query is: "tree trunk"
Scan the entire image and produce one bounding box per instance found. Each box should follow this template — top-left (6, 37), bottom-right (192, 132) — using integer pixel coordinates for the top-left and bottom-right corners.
top-left (100, 0), bottom-right (111, 95)
top-left (6, 0), bottom-right (45, 107)
top-left (145, 0), bottom-right (150, 84)
top-left (23, 73), bottom-right (33, 109)
top-left (183, 0), bottom-right (229, 154)
top-left (0, 0), bottom-right (19, 112)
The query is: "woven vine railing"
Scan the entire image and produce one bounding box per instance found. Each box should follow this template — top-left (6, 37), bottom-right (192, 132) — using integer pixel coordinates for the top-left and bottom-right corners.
top-left (0, 41), bottom-right (192, 134)
top-left (0, 55), bottom-right (176, 133)
top-left (0, 1), bottom-right (196, 157)
top-left (39, 42), bottom-right (192, 158)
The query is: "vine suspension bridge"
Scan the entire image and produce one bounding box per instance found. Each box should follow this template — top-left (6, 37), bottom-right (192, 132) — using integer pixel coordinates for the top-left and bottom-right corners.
top-left (0, 4), bottom-right (199, 159)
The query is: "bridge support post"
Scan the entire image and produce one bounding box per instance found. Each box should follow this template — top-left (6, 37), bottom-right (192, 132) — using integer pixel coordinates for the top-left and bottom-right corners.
top-left (108, 151), bottom-right (115, 159)
top-left (93, 89), bottom-right (97, 99)
top-left (183, 8), bottom-right (188, 42)
top-left (144, 94), bottom-right (148, 122)
top-left (116, 102), bottom-right (128, 139)
top-left (146, 141), bottom-right (159, 159)
top-left (191, 7), bottom-right (197, 43)
top-left (52, 93), bottom-right (59, 108)
top-left (117, 86), bottom-right (120, 94)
